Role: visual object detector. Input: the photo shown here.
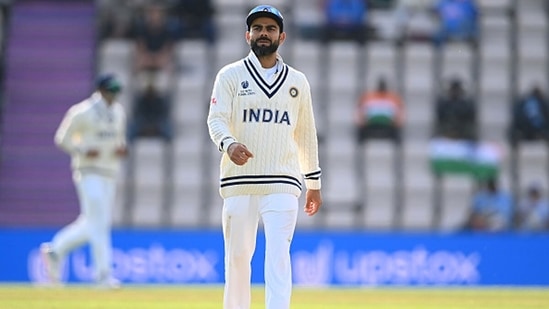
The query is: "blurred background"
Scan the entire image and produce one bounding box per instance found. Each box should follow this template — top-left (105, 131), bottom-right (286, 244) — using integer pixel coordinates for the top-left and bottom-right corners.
top-left (0, 0), bottom-right (549, 286)
top-left (0, 0), bottom-right (549, 285)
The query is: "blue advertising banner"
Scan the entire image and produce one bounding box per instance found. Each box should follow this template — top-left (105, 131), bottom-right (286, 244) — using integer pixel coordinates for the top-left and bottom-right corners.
top-left (0, 228), bottom-right (548, 286)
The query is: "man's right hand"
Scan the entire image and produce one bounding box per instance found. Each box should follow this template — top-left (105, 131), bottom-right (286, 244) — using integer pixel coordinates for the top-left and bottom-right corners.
top-left (227, 142), bottom-right (254, 166)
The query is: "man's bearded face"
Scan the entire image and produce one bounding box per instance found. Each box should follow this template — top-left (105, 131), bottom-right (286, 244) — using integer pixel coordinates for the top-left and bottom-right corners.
top-left (251, 36), bottom-right (279, 57)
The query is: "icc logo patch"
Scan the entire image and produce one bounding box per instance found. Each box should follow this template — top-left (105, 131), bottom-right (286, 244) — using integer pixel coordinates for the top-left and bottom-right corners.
top-left (289, 87), bottom-right (298, 97)
top-left (238, 81), bottom-right (255, 96)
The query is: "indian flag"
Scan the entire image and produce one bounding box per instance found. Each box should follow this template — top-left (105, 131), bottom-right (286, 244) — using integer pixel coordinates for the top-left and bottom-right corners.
top-left (429, 138), bottom-right (504, 179)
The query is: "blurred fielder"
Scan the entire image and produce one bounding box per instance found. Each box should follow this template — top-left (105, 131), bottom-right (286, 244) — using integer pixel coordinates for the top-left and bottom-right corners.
top-left (40, 74), bottom-right (127, 289)
top-left (207, 5), bottom-right (323, 309)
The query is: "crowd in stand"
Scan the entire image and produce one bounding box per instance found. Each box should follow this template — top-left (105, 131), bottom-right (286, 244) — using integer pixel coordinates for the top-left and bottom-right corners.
top-left (95, 0), bottom-right (549, 232)
top-left (97, 0), bottom-right (217, 144)
top-left (296, 0), bottom-right (479, 45)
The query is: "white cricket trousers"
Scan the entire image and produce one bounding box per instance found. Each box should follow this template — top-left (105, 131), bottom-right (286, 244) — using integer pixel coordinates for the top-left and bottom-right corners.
top-left (222, 193), bottom-right (298, 309)
top-left (50, 171), bottom-right (115, 281)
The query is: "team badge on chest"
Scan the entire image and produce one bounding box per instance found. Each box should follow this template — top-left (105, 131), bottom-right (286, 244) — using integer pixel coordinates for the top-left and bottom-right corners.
top-left (289, 87), bottom-right (298, 98)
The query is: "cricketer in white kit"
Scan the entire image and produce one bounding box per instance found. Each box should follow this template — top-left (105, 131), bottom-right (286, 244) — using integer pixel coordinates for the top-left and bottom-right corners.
top-left (40, 74), bottom-right (127, 289)
top-left (207, 5), bottom-right (323, 309)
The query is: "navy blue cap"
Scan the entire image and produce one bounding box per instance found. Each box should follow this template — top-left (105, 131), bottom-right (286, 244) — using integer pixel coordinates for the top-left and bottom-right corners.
top-left (96, 73), bottom-right (122, 93)
top-left (246, 5), bottom-right (284, 32)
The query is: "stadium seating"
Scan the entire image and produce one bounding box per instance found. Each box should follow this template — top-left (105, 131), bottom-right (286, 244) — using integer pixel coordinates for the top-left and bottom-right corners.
top-left (1, 0), bottom-right (548, 231)
top-left (96, 0), bottom-right (549, 230)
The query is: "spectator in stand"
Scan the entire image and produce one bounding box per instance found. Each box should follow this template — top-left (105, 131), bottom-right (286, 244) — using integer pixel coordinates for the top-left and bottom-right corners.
top-left (464, 177), bottom-right (513, 232)
top-left (433, 77), bottom-right (477, 141)
top-left (353, 77), bottom-right (403, 212)
top-left (97, 0), bottom-right (144, 39)
top-left (432, 0), bottom-right (479, 46)
top-left (369, 0), bottom-right (396, 9)
top-left (127, 81), bottom-right (173, 143)
top-left (515, 182), bottom-right (549, 231)
top-left (354, 76), bottom-right (404, 143)
top-left (393, 0), bottom-right (439, 42)
top-left (322, 0), bottom-right (369, 44)
top-left (173, 0), bottom-right (216, 44)
top-left (133, 3), bottom-right (178, 90)
top-left (508, 85), bottom-right (549, 146)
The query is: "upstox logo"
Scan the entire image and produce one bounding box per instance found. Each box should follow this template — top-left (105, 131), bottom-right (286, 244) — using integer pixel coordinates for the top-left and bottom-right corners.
top-left (28, 245), bottom-right (220, 283)
top-left (110, 245), bottom-right (219, 283)
top-left (292, 242), bottom-right (481, 286)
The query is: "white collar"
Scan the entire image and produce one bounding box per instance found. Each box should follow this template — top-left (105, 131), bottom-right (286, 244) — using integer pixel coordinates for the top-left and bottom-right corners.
top-left (246, 51), bottom-right (284, 72)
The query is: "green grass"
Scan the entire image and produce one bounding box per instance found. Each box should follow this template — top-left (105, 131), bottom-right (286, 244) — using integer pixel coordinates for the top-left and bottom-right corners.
top-left (0, 284), bottom-right (548, 309)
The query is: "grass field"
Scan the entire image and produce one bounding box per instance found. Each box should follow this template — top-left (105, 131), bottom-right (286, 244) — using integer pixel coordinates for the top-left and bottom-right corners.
top-left (1, 284), bottom-right (548, 309)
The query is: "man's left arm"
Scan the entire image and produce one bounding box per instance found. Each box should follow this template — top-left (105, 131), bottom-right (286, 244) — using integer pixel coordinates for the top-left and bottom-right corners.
top-left (294, 76), bottom-right (321, 191)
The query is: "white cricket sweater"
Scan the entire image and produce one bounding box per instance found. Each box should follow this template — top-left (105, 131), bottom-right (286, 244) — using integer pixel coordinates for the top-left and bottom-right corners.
top-left (207, 51), bottom-right (322, 198)
top-left (54, 92), bottom-right (127, 177)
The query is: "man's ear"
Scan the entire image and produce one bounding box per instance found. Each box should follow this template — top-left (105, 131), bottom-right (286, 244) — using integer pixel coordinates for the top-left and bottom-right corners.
top-left (279, 31), bottom-right (286, 44)
top-left (245, 31), bottom-right (251, 44)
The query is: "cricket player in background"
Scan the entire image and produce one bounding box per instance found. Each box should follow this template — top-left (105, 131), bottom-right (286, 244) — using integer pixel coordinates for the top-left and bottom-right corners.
top-left (40, 73), bottom-right (127, 289)
top-left (207, 5), bottom-right (323, 309)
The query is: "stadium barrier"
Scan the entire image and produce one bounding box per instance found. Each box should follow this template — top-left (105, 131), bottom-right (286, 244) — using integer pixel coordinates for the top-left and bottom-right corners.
top-left (0, 229), bottom-right (548, 286)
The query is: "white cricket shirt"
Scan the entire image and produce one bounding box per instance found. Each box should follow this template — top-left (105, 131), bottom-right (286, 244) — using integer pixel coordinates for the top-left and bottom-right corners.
top-left (207, 51), bottom-right (322, 198)
top-left (54, 92), bottom-right (127, 177)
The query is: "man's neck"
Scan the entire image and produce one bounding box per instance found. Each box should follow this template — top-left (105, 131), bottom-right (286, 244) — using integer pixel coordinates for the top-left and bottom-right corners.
top-left (256, 54), bottom-right (277, 69)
